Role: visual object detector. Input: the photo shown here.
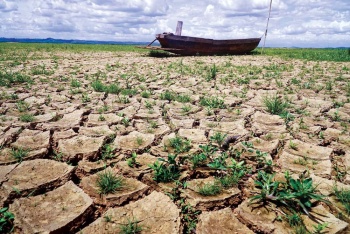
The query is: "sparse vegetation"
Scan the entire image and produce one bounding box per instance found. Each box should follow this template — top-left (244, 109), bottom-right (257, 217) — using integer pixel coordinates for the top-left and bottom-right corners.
top-left (210, 132), bottom-right (227, 147)
top-left (0, 44), bottom-right (348, 233)
top-left (96, 170), bottom-right (125, 195)
top-left (19, 113), bottom-right (35, 122)
top-left (16, 100), bottom-right (30, 112)
top-left (200, 96), bottom-right (226, 109)
top-left (101, 144), bottom-right (115, 160)
top-left (70, 79), bottom-right (81, 88)
top-left (127, 152), bottom-right (139, 168)
top-left (136, 136), bottom-right (144, 146)
top-left (10, 147), bottom-right (28, 162)
top-left (250, 171), bottom-right (329, 219)
top-left (0, 71), bottom-right (32, 87)
top-left (263, 95), bottom-right (288, 115)
top-left (188, 152), bottom-right (207, 169)
top-left (149, 154), bottom-right (181, 182)
top-left (206, 64), bottom-right (217, 81)
top-left (119, 217), bottom-right (144, 234)
top-left (91, 80), bottom-right (106, 92)
top-left (0, 207), bottom-right (15, 233)
top-left (333, 186), bottom-right (350, 215)
top-left (197, 181), bottom-right (222, 196)
top-left (160, 90), bottom-right (176, 101)
top-left (168, 136), bottom-right (191, 154)
top-left (289, 141), bottom-right (298, 150)
top-left (218, 159), bottom-right (249, 188)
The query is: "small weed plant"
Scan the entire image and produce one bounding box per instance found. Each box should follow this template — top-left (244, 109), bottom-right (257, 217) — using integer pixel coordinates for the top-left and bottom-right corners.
top-left (53, 151), bottom-right (63, 162)
top-left (312, 222), bottom-right (328, 234)
top-left (176, 94), bottom-right (191, 103)
top-left (250, 171), bottom-right (328, 217)
top-left (207, 152), bottom-right (228, 170)
top-left (149, 154), bottom-right (180, 182)
top-left (200, 96), bottom-right (225, 109)
top-left (199, 144), bottom-right (217, 157)
top-left (82, 93), bottom-right (91, 103)
top-left (136, 136), bottom-right (144, 146)
top-left (121, 117), bottom-right (131, 127)
top-left (180, 200), bottom-right (201, 234)
top-left (218, 159), bottom-right (250, 188)
top-left (289, 141), bottom-right (298, 150)
top-left (127, 152), bottom-right (139, 168)
top-left (181, 104), bottom-right (192, 115)
top-left (0, 207), bottom-right (15, 233)
top-left (210, 132), bottom-right (227, 147)
top-left (119, 217), bottom-right (143, 234)
top-left (160, 90), bottom-right (176, 101)
top-left (70, 79), bottom-right (81, 88)
top-left (0, 71), bottom-right (32, 87)
top-left (98, 114), bottom-right (105, 121)
top-left (141, 90), bottom-right (151, 98)
top-left (121, 88), bottom-right (137, 96)
top-left (286, 212), bottom-right (302, 227)
top-left (104, 215), bottom-right (112, 223)
top-left (263, 95), bottom-right (289, 115)
top-left (101, 144), bottom-right (114, 160)
top-left (10, 147), bottom-right (28, 162)
top-left (16, 100), bottom-right (30, 112)
top-left (333, 186), bottom-right (350, 215)
top-left (206, 64), bottom-right (217, 81)
top-left (168, 136), bottom-right (191, 154)
top-left (19, 113), bottom-right (35, 122)
top-left (91, 80), bottom-right (106, 92)
top-left (107, 83), bottom-right (121, 94)
top-left (188, 153), bottom-right (207, 169)
top-left (197, 181), bottom-right (222, 196)
top-left (96, 170), bottom-right (124, 195)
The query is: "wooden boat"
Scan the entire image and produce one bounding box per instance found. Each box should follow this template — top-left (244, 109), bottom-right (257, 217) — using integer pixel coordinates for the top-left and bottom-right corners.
top-left (154, 32), bottom-right (261, 56)
top-left (138, 22), bottom-right (261, 56)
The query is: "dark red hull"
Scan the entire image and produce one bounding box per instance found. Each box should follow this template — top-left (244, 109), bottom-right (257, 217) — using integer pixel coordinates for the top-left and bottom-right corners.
top-left (156, 33), bottom-right (261, 55)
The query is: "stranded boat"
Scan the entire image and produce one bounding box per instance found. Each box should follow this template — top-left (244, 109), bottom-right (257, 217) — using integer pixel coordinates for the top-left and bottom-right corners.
top-left (155, 32), bottom-right (261, 55)
top-left (139, 21), bottom-right (261, 56)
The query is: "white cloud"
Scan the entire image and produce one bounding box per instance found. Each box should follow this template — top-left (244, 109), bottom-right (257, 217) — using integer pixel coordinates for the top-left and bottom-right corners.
top-left (0, 0), bottom-right (349, 47)
top-left (0, 0), bottom-right (17, 12)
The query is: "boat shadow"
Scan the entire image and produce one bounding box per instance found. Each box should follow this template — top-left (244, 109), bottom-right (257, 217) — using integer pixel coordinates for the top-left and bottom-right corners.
top-left (145, 50), bottom-right (261, 58)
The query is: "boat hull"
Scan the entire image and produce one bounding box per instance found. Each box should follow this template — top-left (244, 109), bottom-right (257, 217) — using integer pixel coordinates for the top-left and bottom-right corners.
top-left (156, 33), bottom-right (261, 55)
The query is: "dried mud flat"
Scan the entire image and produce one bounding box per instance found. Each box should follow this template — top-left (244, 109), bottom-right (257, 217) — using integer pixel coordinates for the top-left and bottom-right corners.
top-left (0, 49), bottom-right (350, 234)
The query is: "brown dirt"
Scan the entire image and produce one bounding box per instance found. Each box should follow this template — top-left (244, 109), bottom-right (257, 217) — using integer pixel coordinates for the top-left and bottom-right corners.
top-left (1, 50), bottom-right (349, 233)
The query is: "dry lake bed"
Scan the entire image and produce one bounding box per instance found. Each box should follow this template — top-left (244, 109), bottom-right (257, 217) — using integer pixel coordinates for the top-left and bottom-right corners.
top-left (0, 45), bottom-right (350, 233)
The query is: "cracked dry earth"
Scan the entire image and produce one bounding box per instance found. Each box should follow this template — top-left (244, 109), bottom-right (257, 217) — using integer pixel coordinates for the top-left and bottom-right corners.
top-left (0, 49), bottom-right (350, 234)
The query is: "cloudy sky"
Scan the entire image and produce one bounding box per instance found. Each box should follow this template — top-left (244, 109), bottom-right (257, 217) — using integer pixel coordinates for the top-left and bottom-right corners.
top-left (0, 0), bottom-right (349, 47)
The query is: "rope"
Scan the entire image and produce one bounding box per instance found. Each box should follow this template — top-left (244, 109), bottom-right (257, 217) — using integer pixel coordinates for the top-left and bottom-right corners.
top-left (262, 0), bottom-right (273, 54)
top-left (147, 38), bottom-right (157, 46)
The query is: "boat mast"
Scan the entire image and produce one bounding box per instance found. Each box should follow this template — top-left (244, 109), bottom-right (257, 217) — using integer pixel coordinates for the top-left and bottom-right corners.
top-left (175, 21), bottom-right (183, 36)
top-left (262, 0), bottom-right (273, 54)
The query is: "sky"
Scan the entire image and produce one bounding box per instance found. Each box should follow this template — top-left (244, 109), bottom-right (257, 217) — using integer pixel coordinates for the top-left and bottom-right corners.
top-left (0, 0), bottom-right (349, 47)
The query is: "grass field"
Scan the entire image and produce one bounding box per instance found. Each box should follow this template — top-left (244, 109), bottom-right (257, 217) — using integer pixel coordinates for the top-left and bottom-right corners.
top-left (0, 43), bottom-right (349, 62)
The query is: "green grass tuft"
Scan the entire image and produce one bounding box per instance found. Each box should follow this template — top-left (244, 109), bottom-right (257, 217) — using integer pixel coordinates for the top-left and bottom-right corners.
top-left (334, 186), bottom-right (350, 215)
top-left (197, 181), bottom-right (222, 196)
top-left (119, 217), bottom-right (144, 234)
top-left (199, 96), bottom-right (225, 109)
top-left (10, 148), bottom-right (28, 162)
top-left (19, 113), bottom-right (35, 122)
top-left (263, 95), bottom-right (288, 115)
top-left (96, 171), bottom-right (124, 195)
